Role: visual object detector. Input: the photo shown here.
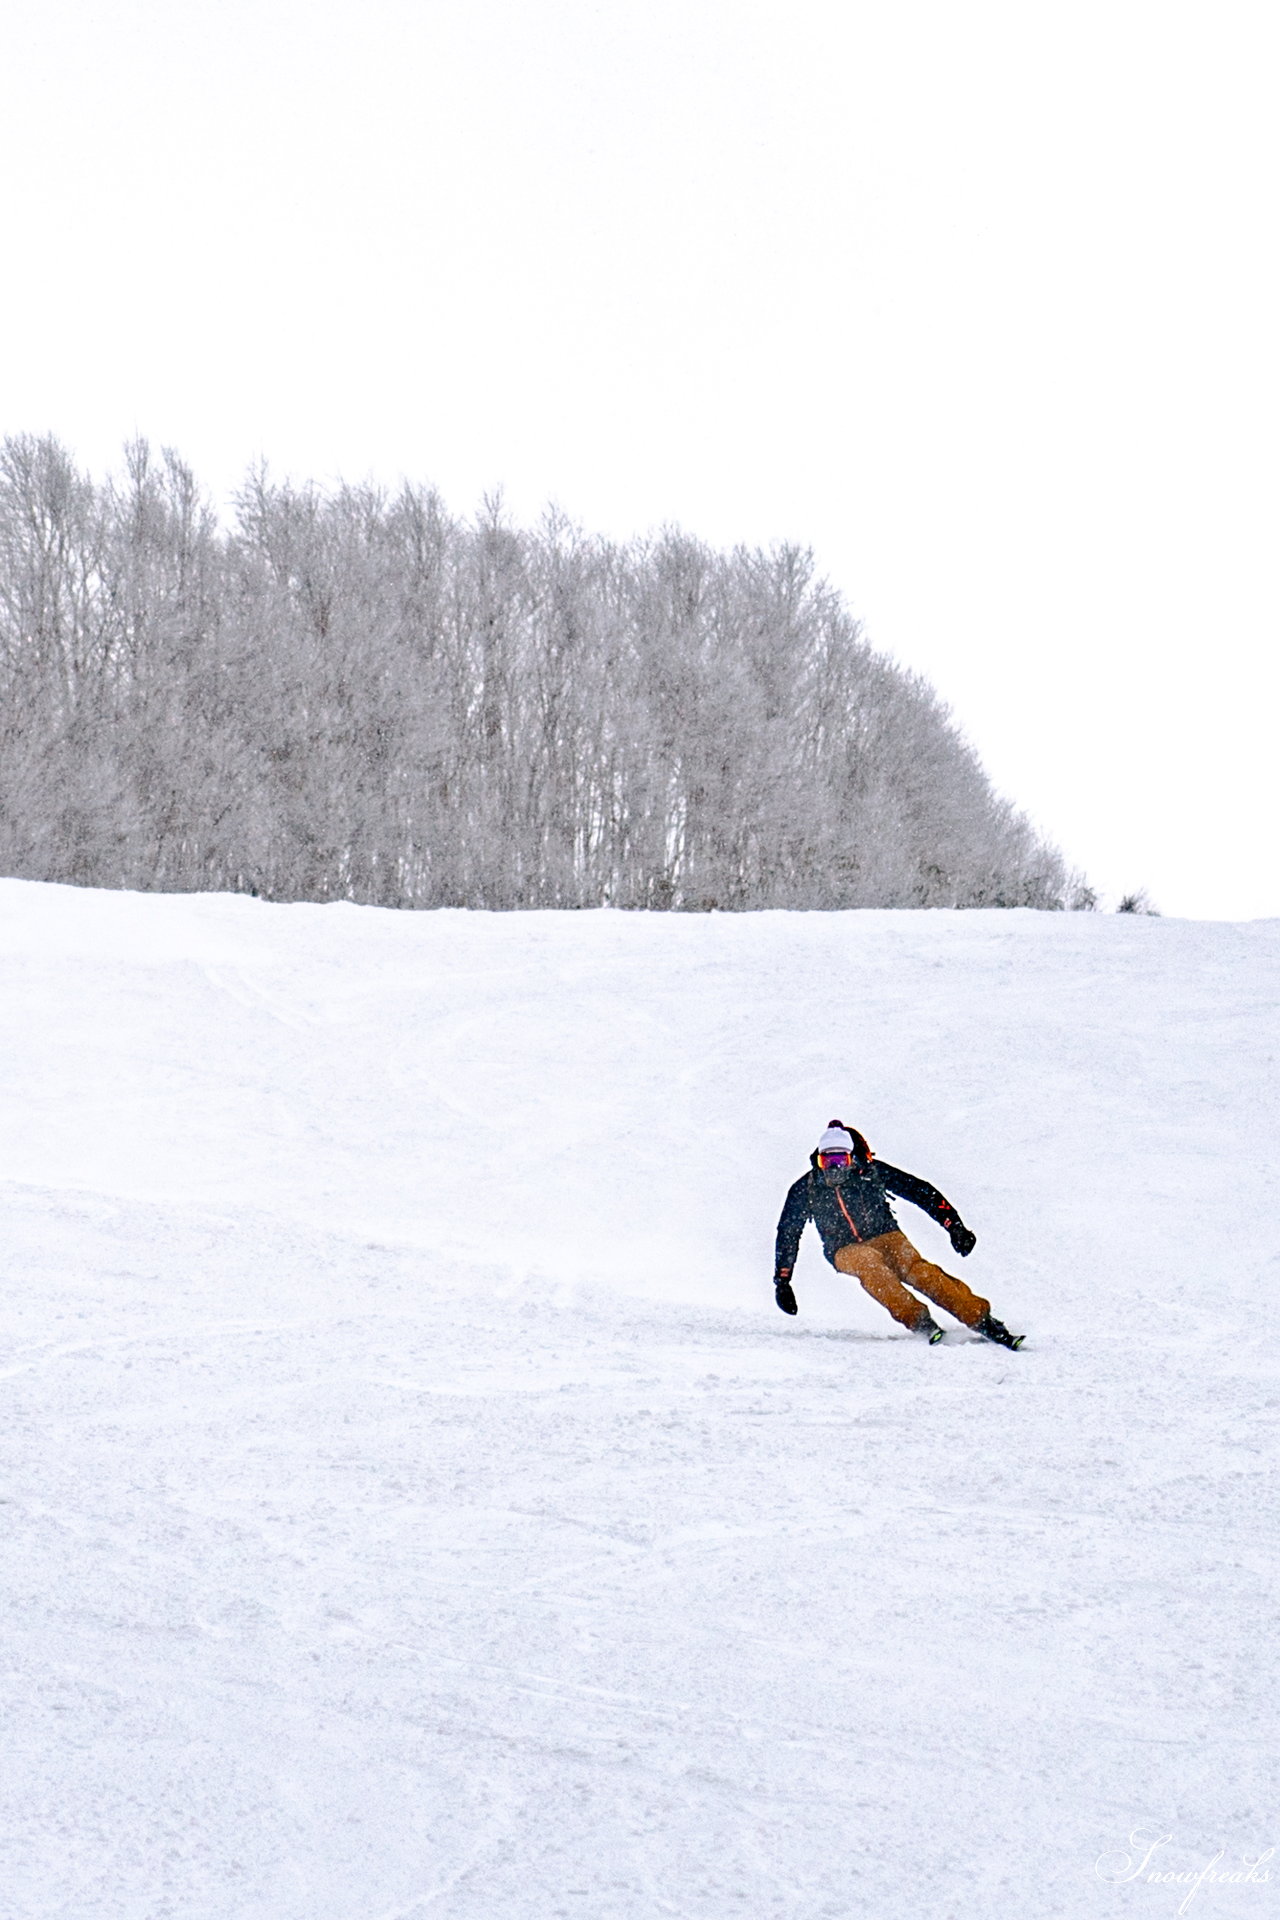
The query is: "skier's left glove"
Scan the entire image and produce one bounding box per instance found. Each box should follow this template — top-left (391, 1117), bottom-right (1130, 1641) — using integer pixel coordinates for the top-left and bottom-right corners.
top-left (948, 1223), bottom-right (977, 1258)
top-left (774, 1274), bottom-right (798, 1314)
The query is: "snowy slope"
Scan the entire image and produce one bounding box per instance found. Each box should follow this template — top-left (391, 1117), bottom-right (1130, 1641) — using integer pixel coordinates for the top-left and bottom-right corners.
top-left (0, 880), bottom-right (1276, 1920)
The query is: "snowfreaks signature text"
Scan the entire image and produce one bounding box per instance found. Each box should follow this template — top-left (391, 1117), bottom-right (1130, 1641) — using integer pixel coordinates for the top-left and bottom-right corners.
top-left (1096, 1828), bottom-right (1274, 1913)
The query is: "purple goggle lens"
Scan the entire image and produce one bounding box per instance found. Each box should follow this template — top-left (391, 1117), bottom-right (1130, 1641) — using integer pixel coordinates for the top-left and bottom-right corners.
top-left (819, 1151), bottom-right (852, 1168)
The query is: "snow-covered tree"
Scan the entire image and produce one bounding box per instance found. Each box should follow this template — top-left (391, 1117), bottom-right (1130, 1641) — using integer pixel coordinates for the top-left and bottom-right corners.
top-left (0, 435), bottom-right (1078, 910)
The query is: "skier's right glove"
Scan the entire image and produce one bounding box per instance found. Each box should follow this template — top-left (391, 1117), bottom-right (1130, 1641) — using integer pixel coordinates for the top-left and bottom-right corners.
top-left (949, 1223), bottom-right (977, 1257)
top-left (774, 1274), bottom-right (798, 1314)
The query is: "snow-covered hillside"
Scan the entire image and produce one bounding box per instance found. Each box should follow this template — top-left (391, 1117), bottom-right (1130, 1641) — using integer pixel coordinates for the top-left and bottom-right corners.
top-left (1, 881), bottom-right (1276, 1919)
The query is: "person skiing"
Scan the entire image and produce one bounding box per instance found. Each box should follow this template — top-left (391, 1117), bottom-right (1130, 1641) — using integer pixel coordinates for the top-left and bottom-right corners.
top-left (773, 1120), bottom-right (1024, 1348)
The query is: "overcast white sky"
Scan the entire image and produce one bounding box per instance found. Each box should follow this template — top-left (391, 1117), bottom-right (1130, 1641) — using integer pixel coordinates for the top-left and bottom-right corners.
top-left (2, 0), bottom-right (1277, 916)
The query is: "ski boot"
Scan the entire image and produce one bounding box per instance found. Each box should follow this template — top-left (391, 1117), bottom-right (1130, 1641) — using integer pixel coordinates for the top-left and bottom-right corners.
top-left (974, 1311), bottom-right (1025, 1350)
top-left (917, 1312), bottom-right (946, 1345)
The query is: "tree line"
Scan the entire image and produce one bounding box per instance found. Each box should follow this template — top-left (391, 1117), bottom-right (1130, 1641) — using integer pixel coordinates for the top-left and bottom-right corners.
top-left (0, 433), bottom-right (1083, 911)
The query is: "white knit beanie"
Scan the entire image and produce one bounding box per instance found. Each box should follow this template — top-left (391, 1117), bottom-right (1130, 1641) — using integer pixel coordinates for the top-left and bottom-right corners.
top-left (817, 1123), bottom-right (855, 1156)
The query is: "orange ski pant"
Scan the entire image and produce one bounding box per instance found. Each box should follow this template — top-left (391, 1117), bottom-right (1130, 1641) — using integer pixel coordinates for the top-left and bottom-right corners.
top-left (833, 1230), bottom-right (989, 1331)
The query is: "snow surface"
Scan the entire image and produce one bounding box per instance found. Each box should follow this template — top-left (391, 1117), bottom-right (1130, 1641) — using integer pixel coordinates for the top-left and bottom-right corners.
top-left (0, 880), bottom-right (1277, 1920)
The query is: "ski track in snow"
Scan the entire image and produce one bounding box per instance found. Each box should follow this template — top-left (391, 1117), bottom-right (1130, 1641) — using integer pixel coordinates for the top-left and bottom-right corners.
top-left (0, 882), bottom-right (1277, 1919)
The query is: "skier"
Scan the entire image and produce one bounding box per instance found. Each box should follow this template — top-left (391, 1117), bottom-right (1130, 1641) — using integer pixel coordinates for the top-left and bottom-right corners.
top-left (773, 1121), bottom-right (1024, 1348)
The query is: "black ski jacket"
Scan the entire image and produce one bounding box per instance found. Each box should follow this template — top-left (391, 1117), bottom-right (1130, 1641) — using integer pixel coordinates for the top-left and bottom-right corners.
top-left (774, 1153), bottom-right (965, 1276)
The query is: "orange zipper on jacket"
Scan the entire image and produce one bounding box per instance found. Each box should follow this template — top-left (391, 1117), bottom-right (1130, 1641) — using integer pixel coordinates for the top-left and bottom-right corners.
top-left (835, 1186), bottom-right (863, 1242)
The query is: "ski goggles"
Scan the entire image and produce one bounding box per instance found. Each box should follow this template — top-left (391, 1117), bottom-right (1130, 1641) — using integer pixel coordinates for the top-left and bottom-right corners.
top-left (817, 1150), bottom-right (853, 1169)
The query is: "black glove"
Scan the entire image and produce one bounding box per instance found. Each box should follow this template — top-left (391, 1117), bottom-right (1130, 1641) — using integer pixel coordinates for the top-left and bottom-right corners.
top-left (774, 1276), bottom-right (798, 1314)
top-left (949, 1223), bottom-right (977, 1257)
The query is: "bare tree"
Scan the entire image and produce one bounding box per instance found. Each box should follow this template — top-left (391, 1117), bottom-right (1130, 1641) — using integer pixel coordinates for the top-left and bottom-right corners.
top-left (0, 436), bottom-right (1081, 912)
